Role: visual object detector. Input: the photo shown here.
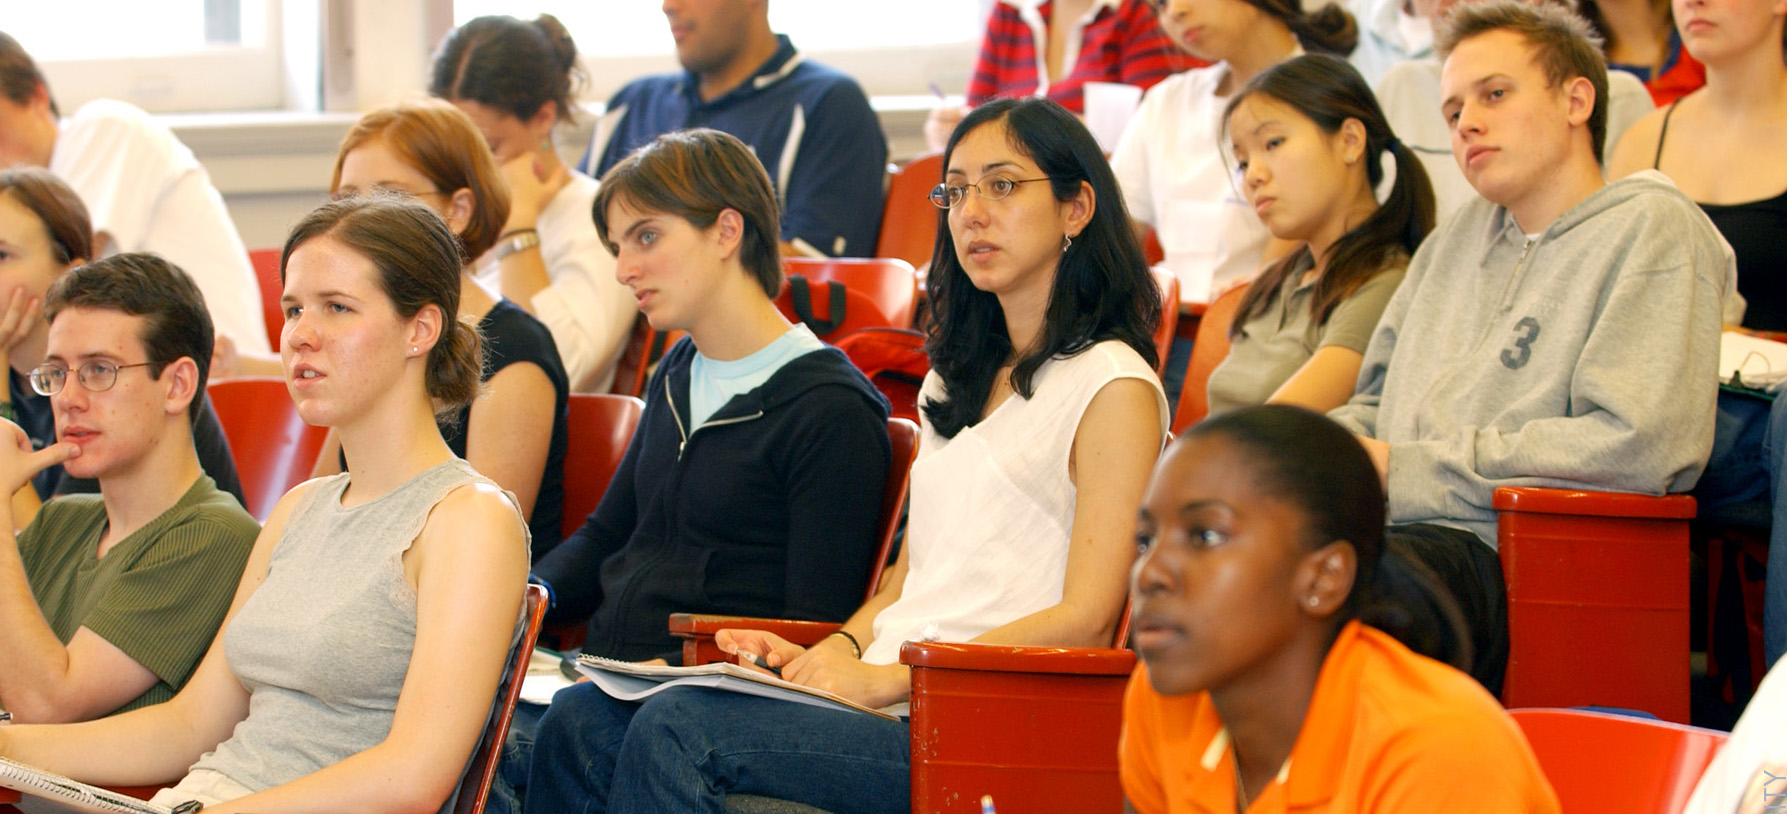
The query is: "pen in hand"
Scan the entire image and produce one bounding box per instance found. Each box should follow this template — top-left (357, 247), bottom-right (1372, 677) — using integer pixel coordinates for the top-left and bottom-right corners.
top-left (741, 651), bottom-right (783, 678)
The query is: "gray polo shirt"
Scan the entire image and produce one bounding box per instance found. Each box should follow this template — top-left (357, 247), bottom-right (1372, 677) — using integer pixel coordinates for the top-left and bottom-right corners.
top-left (1206, 253), bottom-right (1406, 416)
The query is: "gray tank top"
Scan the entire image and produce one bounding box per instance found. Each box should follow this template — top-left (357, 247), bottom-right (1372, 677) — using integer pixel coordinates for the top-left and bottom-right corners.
top-left (189, 459), bottom-right (503, 803)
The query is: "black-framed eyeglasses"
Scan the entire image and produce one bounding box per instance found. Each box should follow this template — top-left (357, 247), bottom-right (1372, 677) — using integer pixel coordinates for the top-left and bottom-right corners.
top-left (929, 176), bottom-right (1052, 209)
top-left (29, 361), bottom-right (156, 396)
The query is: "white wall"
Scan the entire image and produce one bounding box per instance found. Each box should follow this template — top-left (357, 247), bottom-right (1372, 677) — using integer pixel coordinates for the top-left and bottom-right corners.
top-left (177, 100), bottom-right (940, 251)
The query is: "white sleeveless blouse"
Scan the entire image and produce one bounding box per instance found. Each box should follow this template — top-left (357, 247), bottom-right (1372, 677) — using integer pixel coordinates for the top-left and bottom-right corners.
top-left (862, 340), bottom-right (1168, 665)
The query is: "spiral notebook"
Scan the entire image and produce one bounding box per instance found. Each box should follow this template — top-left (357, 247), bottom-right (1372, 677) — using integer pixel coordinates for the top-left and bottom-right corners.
top-left (575, 655), bottom-right (901, 721)
top-left (0, 757), bottom-right (172, 814)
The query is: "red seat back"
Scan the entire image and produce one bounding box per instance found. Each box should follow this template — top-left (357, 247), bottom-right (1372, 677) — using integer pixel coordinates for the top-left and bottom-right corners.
top-left (453, 584), bottom-right (549, 814)
top-left (876, 152), bottom-right (943, 271)
top-left (1509, 708), bottom-right (1726, 814)
top-left (1150, 268), bottom-right (1179, 377)
top-left (249, 248), bottom-right (283, 351)
top-left (1495, 487), bottom-right (1698, 722)
top-left (784, 257), bottom-right (919, 330)
top-left (774, 276), bottom-right (900, 342)
top-left (207, 378), bottom-right (327, 522)
top-left (869, 418), bottom-right (920, 599)
top-left (1172, 283), bottom-right (1248, 434)
top-left (834, 328), bottom-right (929, 425)
top-left (608, 314), bottom-right (684, 398)
top-left (561, 394), bottom-right (645, 541)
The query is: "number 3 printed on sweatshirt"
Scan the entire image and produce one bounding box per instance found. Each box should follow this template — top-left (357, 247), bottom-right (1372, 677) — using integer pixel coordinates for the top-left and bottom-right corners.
top-left (1502, 317), bottom-right (1541, 370)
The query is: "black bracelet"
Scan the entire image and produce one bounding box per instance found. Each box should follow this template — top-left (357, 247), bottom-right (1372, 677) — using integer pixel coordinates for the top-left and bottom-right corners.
top-left (828, 630), bottom-right (862, 659)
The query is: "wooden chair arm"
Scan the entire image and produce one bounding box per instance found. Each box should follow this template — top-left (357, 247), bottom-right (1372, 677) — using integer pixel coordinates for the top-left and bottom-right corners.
top-left (1492, 487), bottom-right (1697, 519)
top-left (899, 641), bottom-right (1138, 675)
top-left (667, 614), bottom-right (843, 666)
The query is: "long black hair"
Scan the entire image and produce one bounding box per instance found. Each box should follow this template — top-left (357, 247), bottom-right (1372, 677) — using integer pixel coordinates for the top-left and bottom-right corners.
top-left (1224, 55), bottom-right (1434, 340)
top-left (1183, 405), bottom-right (1470, 667)
top-left (922, 97), bottom-right (1160, 440)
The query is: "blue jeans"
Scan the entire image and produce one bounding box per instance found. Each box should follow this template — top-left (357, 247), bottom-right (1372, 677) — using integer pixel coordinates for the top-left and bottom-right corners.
top-left (485, 700), bottom-right (547, 814)
top-left (1692, 391), bottom-right (1787, 669)
top-left (524, 683), bottom-right (911, 814)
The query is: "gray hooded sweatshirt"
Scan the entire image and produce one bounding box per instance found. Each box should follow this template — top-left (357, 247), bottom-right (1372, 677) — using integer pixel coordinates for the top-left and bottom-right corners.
top-left (1329, 170), bottom-right (1736, 546)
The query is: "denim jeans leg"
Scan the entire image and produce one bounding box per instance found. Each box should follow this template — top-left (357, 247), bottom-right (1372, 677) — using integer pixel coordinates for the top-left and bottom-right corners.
top-left (607, 687), bottom-right (911, 814)
top-left (524, 682), bottom-right (643, 814)
top-left (1763, 394), bottom-right (1787, 669)
top-left (485, 701), bottom-right (547, 814)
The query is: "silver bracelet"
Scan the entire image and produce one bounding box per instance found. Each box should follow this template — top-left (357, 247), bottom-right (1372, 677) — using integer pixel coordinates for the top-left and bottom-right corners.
top-left (495, 229), bottom-right (541, 260)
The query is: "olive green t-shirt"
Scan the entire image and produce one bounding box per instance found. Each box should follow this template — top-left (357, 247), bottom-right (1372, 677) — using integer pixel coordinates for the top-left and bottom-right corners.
top-left (18, 475), bottom-right (260, 714)
top-left (1205, 254), bottom-right (1408, 417)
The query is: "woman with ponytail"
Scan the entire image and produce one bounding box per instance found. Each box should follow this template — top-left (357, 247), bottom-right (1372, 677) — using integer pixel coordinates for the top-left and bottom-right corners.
top-left (317, 100), bottom-right (571, 561)
top-left (1203, 54), bottom-right (1433, 417)
top-left (1123, 404), bottom-right (1558, 813)
top-left (431, 15), bottom-right (637, 394)
top-left (1112, 0), bottom-right (1357, 314)
top-left (0, 196), bottom-right (531, 813)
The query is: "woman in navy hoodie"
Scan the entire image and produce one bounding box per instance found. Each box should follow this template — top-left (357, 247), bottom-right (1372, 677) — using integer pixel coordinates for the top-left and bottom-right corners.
top-left (496, 127), bottom-right (891, 814)
top-left (533, 127), bottom-right (892, 662)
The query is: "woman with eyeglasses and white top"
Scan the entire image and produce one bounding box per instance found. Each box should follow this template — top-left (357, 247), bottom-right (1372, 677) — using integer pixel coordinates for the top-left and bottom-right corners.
top-left (522, 96), bottom-right (1168, 814)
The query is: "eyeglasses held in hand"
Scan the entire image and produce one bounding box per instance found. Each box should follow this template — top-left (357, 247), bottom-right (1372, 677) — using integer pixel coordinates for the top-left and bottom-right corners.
top-left (929, 176), bottom-right (1052, 209)
top-left (29, 361), bottom-right (156, 396)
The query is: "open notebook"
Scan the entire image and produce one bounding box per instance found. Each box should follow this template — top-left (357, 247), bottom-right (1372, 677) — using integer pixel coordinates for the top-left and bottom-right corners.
top-left (576, 655), bottom-right (901, 721)
top-left (1722, 331), bottom-right (1787, 393)
top-left (0, 758), bottom-right (174, 814)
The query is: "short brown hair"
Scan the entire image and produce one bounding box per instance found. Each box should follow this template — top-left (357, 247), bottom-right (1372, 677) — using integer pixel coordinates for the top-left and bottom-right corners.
top-left (0, 167), bottom-right (91, 264)
top-left (1436, 0), bottom-right (1610, 163)
top-left (44, 254), bottom-right (214, 417)
top-left (0, 31), bottom-right (55, 117)
top-left (332, 99), bottom-right (510, 259)
top-left (592, 128), bottom-right (783, 298)
top-left (282, 197), bottom-right (485, 418)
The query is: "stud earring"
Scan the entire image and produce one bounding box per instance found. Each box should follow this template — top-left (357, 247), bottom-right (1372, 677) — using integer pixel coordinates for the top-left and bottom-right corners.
top-left (1306, 596), bottom-right (1320, 608)
top-left (411, 346), bottom-right (419, 355)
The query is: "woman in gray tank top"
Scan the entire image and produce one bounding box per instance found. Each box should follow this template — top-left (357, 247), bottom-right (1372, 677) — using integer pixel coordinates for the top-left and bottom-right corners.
top-left (0, 196), bottom-right (531, 814)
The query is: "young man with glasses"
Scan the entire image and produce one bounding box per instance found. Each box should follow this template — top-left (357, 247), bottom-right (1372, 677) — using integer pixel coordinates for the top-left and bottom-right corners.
top-left (0, 254), bottom-right (259, 723)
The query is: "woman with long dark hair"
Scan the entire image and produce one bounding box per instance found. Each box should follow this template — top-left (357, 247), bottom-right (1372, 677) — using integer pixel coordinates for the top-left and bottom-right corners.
top-left (523, 97), bottom-right (1170, 814)
top-left (1204, 54), bottom-right (1433, 416)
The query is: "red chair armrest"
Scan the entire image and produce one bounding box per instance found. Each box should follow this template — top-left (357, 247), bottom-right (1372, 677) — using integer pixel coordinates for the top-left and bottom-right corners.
top-left (667, 614), bottom-right (843, 666)
top-left (899, 641), bottom-right (1138, 675)
top-left (1492, 487), bottom-right (1697, 519)
top-left (902, 641), bottom-right (1137, 811)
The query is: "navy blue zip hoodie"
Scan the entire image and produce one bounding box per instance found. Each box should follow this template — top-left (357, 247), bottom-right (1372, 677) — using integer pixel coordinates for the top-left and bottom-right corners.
top-left (535, 336), bottom-right (892, 663)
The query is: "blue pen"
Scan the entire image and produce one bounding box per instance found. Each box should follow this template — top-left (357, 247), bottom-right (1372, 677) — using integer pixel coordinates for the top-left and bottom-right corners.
top-left (980, 794), bottom-right (997, 814)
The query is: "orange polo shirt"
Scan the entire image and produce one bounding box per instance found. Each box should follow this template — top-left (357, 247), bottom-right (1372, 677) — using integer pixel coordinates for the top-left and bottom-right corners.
top-left (1120, 621), bottom-right (1560, 814)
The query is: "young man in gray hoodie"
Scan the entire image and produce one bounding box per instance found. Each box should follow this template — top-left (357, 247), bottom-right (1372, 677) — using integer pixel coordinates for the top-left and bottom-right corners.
top-left (1328, 0), bottom-right (1735, 694)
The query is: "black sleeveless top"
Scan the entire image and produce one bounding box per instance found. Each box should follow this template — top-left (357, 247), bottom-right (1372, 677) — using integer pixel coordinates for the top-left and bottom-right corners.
top-left (1656, 102), bottom-right (1787, 331)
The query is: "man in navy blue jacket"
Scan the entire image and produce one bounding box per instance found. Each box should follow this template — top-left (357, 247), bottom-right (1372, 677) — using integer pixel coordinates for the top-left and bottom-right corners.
top-left (579, 0), bottom-right (888, 259)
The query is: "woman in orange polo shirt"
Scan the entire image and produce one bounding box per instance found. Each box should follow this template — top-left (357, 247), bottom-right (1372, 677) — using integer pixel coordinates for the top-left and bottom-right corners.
top-left (1122, 404), bottom-right (1559, 813)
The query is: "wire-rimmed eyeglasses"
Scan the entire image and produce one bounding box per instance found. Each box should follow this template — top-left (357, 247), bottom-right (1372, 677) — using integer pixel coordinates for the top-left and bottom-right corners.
top-left (29, 361), bottom-right (156, 396)
top-left (929, 176), bottom-right (1052, 209)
